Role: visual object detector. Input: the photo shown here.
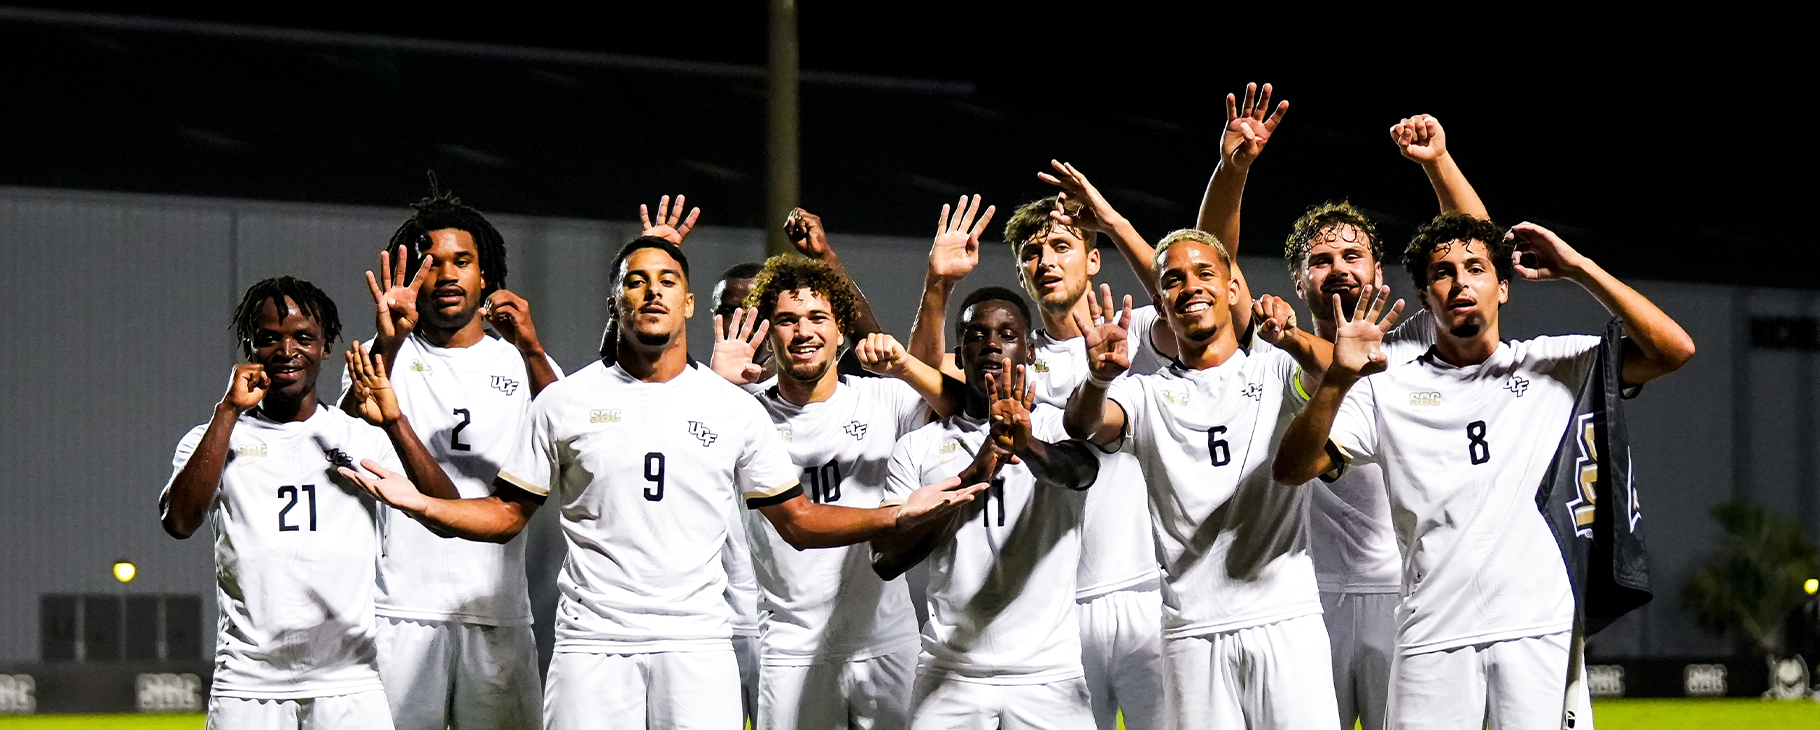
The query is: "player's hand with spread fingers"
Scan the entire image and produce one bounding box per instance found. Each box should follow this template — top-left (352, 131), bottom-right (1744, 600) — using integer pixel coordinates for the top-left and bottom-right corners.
top-left (1391, 114), bottom-right (1450, 165)
top-left (893, 476), bottom-right (989, 530)
top-left (711, 307), bottom-right (771, 385)
top-left (1329, 284), bottom-right (1404, 383)
top-left (345, 341), bottom-right (404, 428)
top-left (481, 290), bottom-right (545, 355)
top-left (1507, 222), bottom-right (1591, 282)
top-left (1252, 294), bottom-right (1301, 345)
top-left (339, 459), bottom-right (431, 516)
top-left (220, 363), bottom-right (269, 415)
top-left (640, 194), bottom-right (701, 245)
top-left (1222, 82), bottom-right (1289, 171)
top-left (856, 332), bottom-right (913, 377)
top-left (366, 245), bottom-right (431, 347)
top-left (987, 365), bottom-right (1035, 454)
top-left (1038, 160), bottom-right (1127, 234)
top-left (927, 194), bottom-right (994, 285)
top-left (1071, 284), bottom-right (1135, 383)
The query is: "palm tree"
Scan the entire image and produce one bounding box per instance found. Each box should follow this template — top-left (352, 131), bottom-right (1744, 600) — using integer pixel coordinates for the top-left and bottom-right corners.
top-left (1682, 498), bottom-right (1819, 656)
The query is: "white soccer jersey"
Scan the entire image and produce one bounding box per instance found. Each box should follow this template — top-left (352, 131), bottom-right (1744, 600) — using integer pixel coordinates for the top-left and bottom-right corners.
top-left (495, 360), bottom-right (800, 652)
top-left (1106, 345), bottom-right (1320, 639)
top-left (1310, 309), bottom-right (1434, 594)
top-left (723, 498), bottom-right (761, 639)
top-left (747, 375), bottom-right (929, 664)
top-left (1029, 304), bottom-right (1166, 599)
top-left (163, 406), bottom-right (397, 699)
top-left (886, 407), bottom-right (1088, 683)
top-left (1328, 334), bottom-right (1599, 655)
top-left (339, 334), bottom-right (555, 626)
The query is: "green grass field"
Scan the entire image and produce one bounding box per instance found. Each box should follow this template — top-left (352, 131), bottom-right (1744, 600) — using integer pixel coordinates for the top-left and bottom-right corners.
top-left (3, 698), bottom-right (1819, 729)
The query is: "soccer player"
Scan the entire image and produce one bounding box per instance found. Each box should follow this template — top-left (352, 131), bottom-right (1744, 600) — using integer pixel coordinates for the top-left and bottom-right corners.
top-left (1200, 89), bottom-right (1492, 729)
top-left (1063, 230), bottom-right (1339, 729)
top-left (878, 286), bottom-right (1104, 730)
top-left (732, 254), bottom-right (957, 730)
top-left (907, 182), bottom-right (1177, 729)
top-left (160, 277), bottom-right (456, 730)
top-left (1272, 217), bottom-right (1695, 730)
top-left (342, 188), bottom-right (558, 730)
top-left (337, 236), bottom-right (988, 730)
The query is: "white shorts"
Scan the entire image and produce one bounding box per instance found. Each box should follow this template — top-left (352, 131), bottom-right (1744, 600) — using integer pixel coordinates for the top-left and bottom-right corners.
top-left (208, 690), bottom-right (394, 730)
top-left (758, 644), bottom-right (917, 730)
top-left (543, 648), bottom-right (741, 730)
top-left (1319, 592), bottom-right (1396, 730)
top-left (909, 672), bottom-right (1093, 730)
top-left (734, 634), bottom-right (759, 722)
top-left (1386, 630), bottom-right (1570, 730)
top-left (1078, 588), bottom-right (1164, 730)
top-left (375, 617), bottom-right (541, 730)
top-left (1164, 614), bottom-right (1338, 730)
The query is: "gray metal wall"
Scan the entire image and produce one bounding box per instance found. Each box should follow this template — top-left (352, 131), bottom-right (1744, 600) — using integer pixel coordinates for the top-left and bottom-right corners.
top-left (0, 186), bottom-right (1808, 662)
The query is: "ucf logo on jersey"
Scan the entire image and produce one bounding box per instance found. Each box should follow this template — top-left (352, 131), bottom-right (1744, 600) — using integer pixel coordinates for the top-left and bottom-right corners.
top-left (843, 420), bottom-right (868, 440)
top-left (491, 376), bottom-right (521, 396)
top-left (689, 421), bottom-right (719, 447)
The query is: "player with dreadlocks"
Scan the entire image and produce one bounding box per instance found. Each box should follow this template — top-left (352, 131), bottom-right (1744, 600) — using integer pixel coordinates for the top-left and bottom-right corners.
top-left (342, 177), bottom-right (559, 730)
top-left (162, 277), bottom-right (456, 729)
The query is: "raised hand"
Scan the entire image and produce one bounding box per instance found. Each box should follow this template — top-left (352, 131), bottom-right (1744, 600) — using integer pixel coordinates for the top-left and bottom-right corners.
top-left (640, 194), bottom-right (701, 245)
top-left (221, 363), bottom-right (268, 413)
top-left (1037, 160), bottom-right (1128, 235)
top-left (1507, 222), bottom-right (1590, 282)
top-left (1390, 114), bottom-right (1450, 164)
top-left (366, 246), bottom-right (430, 344)
top-left (784, 208), bottom-right (834, 260)
top-left (345, 341), bottom-right (403, 427)
top-left (1329, 284), bottom-right (1404, 380)
top-left (987, 364), bottom-right (1036, 454)
top-left (338, 459), bottom-right (430, 515)
top-left (894, 476), bottom-right (990, 530)
top-left (1223, 82), bottom-right (1290, 170)
top-left (481, 290), bottom-right (542, 351)
top-left (855, 332), bottom-right (912, 377)
top-left (927, 195), bottom-right (994, 284)
top-left (1252, 294), bottom-right (1301, 345)
top-left (1070, 284), bottom-right (1134, 382)
top-left (711, 307), bottom-right (771, 385)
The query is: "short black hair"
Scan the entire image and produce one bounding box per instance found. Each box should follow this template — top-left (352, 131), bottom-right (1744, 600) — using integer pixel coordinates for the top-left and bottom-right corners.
top-left (232, 276), bottom-right (340, 359)
top-left (720, 262), bottom-right (764, 282)
top-left (955, 286), bottom-right (1032, 338)
top-left (1403, 213), bottom-right (1512, 288)
top-left (387, 172), bottom-right (508, 297)
top-left (611, 236), bottom-right (691, 286)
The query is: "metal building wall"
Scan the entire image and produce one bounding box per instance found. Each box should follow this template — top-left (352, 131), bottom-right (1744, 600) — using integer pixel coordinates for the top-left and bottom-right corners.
top-left (0, 186), bottom-right (1807, 664)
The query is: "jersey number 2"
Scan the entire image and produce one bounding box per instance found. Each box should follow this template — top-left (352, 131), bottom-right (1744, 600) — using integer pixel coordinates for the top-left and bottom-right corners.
top-left (277, 485), bottom-right (317, 532)
top-left (451, 408), bottom-right (472, 451)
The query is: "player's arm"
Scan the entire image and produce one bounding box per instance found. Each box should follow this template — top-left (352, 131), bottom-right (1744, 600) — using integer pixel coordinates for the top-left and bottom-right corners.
top-left (339, 460), bottom-right (539, 543)
top-left (1253, 294), bottom-right (1333, 393)
top-left (1195, 82), bottom-right (1289, 257)
top-left (339, 247), bottom-right (430, 414)
top-left (854, 332), bottom-right (966, 418)
top-left (1391, 114), bottom-right (1489, 220)
top-left (757, 476), bottom-right (986, 551)
top-left (1275, 286), bottom-right (1403, 485)
top-left (786, 209), bottom-right (883, 337)
top-left (1039, 160), bottom-right (1160, 300)
top-left (1506, 223), bottom-right (1696, 387)
top-left (870, 442), bottom-right (1009, 579)
top-left (483, 290), bottom-right (560, 396)
top-left (989, 365), bottom-right (1100, 491)
top-left (161, 364), bottom-right (265, 539)
top-left (908, 196), bottom-right (993, 378)
top-left (1062, 288), bottom-right (1134, 445)
top-left (344, 342), bottom-right (460, 500)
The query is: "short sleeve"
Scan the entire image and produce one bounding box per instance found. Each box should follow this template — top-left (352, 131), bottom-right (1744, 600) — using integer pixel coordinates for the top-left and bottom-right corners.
top-left (495, 399), bottom-right (558, 499)
top-left (1258, 345), bottom-right (1309, 407)
top-left (738, 402), bottom-right (803, 509)
top-left (160, 424), bottom-right (212, 504)
top-left (879, 378), bottom-right (933, 437)
top-left (882, 433), bottom-right (923, 507)
top-left (1126, 305), bottom-right (1171, 376)
top-left (1029, 404), bottom-right (1071, 443)
top-left (1329, 380), bottom-right (1380, 470)
top-left (1538, 335), bottom-right (1603, 393)
top-left (364, 423), bottom-right (405, 473)
top-left (1383, 309), bottom-right (1437, 366)
top-left (1104, 376), bottom-right (1146, 440)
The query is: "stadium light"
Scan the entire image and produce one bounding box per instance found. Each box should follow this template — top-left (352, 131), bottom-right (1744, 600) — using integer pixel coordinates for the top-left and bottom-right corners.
top-left (113, 560), bottom-right (136, 583)
top-left (1806, 578), bottom-right (1818, 595)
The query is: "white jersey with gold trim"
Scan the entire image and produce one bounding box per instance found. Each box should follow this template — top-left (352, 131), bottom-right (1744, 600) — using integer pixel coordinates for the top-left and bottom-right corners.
top-left (886, 407), bottom-right (1088, 684)
top-left (1105, 345), bottom-right (1320, 639)
top-left (495, 360), bottom-right (800, 653)
top-left (163, 406), bottom-right (396, 699)
top-left (748, 375), bottom-right (929, 665)
top-left (340, 333), bottom-right (555, 626)
top-left (1328, 334), bottom-right (1598, 655)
